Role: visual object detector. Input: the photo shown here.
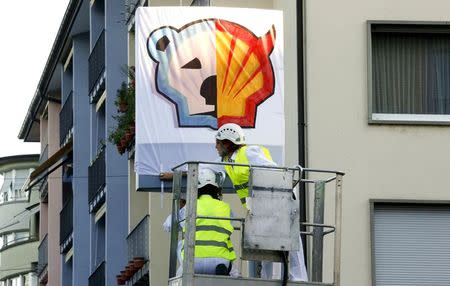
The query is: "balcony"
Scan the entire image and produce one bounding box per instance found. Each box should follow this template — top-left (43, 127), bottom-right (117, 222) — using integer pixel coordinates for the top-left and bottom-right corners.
top-left (60, 195), bottom-right (73, 253)
top-left (89, 261), bottom-right (105, 286)
top-left (190, 0), bottom-right (210, 6)
top-left (0, 237), bottom-right (39, 281)
top-left (39, 179), bottom-right (48, 203)
top-left (125, 0), bottom-right (147, 24)
top-left (88, 148), bottom-right (105, 212)
top-left (128, 215), bottom-right (149, 262)
top-left (60, 91), bottom-right (73, 145)
top-left (116, 216), bottom-right (149, 285)
top-left (89, 29), bottom-right (106, 103)
top-left (37, 234), bottom-right (48, 278)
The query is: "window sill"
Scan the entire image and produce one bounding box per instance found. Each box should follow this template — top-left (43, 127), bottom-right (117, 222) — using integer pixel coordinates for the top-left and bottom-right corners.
top-left (370, 113), bottom-right (450, 125)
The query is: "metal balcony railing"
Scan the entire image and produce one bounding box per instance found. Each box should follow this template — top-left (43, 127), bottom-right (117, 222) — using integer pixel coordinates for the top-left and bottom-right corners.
top-left (88, 148), bottom-right (106, 205)
top-left (38, 234), bottom-right (48, 276)
top-left (190, 0), bottom-right (210, 6)
top-left (60, 196), bottom-right (73, 248)
top-left (60, 91), bottom-right (73, 145)
top-left (127, 215), bottom-right (149, 262)
top-left (125, 0), bottom-right (143, 23)
top-left (89, 261), bottom-right (105, 286)
top-left (88, 29), bottom-right (105, 101)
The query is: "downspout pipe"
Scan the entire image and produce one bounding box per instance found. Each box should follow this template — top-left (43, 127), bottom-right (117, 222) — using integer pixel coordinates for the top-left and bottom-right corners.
top-left (297, 0), bottom-right (308, 268)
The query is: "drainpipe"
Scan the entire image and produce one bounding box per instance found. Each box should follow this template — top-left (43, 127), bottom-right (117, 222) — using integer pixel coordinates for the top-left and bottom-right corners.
top-left (297, 0), bottom-right (308, 268)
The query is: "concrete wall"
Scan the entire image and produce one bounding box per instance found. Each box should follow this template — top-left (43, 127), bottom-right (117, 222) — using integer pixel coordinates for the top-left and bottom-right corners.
top-left (71, 32), bottom-right (91, 286)
top-left (128, 159), bottom-right (148, 231)
top-left (304, 0), bottom-right (450, 284)
top-left (104, 0), bottom-right (129, 284)
top-left (0, 240), bottom-right (39, 280)
top-left (45, 101), bottom-right (62, 286)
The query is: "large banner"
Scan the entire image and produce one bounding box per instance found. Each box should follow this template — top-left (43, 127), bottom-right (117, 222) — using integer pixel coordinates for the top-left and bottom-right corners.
top-left (135, 7), bottom-right (284, 175)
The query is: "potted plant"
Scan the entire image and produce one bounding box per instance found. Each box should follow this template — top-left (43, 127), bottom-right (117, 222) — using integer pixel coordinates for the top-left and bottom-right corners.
top-left (108, 66), bottom-right (136, 155)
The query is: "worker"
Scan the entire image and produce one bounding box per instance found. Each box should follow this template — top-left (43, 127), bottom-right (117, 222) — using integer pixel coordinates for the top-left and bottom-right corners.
top-left (163, 193), bottom-right (186, 276)
top-left (182, 168), bottom-right (236, 275)
top-left (214, 123), bottom-right (308, 282)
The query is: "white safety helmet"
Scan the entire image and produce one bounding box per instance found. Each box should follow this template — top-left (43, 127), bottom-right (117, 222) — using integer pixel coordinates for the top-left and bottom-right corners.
top-left (216, 123), bottom-right (246, 145)
top-left (198, 169), bottom-right (219, 189)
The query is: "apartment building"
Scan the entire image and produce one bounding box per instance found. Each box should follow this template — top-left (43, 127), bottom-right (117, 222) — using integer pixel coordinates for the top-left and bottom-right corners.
top-left (18, 0), bottom-right (450, 285)
top-left (0, 154), bottom-right (40, 286)
top-left (19, 0), bottom-right (128, 285)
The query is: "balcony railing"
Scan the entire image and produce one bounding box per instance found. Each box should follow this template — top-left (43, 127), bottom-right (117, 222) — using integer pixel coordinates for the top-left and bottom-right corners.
top-left (38, 234), bottom-right (48, 277)
top-left (88, 148), bottom-right (106, 207)
top-left (127, 215), bottom-right (149, 262)
top-left (89, 29), bottom-right (105, 102)
top-left (190, 0), bottom-right (210, 6)
top-left (60, 196), bottom-right (73, 250)
top-left (60, 91), bottom-right (73, 145)
top-left (0, 235), bottom-right (37, 251)
top-left (89, 261), bottom-right (105, 286)
top-left (125, 0), bottom-right (142, 23)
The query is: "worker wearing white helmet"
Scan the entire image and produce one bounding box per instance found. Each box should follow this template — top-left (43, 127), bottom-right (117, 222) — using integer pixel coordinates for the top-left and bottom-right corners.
top-left (215, 123), bottom-right (275, 209)
top-left (181, 168), bottom-right (236, 275)
top-left (214, 123), bottom-right (308, 282)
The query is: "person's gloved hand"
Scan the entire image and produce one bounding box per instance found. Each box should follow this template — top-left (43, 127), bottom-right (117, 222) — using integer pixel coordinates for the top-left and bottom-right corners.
top-left (159, 172), bottom-right (173, 181)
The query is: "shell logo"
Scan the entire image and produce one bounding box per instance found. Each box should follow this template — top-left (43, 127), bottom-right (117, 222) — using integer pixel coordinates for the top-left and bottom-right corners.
top-left (147, 19), bottom-right (276, 129)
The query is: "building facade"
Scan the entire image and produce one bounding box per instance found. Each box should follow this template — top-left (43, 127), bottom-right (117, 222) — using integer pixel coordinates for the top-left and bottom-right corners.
top-left (18, 0), bottom-right (450, 285)
top-left (0, 155), bottom-right (40, 286)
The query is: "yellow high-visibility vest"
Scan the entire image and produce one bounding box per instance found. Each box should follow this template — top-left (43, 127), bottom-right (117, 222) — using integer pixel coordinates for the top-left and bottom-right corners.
top-left (223, 145), bottom-right (272, 208)
top-left (183, 195), bottom-right (236, 261)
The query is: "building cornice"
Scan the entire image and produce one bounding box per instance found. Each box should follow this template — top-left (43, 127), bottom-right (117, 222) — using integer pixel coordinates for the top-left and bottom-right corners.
top-left (18, 0), bottom-right (82, 141)
top-left (0, 154), bottom-right (39, 173)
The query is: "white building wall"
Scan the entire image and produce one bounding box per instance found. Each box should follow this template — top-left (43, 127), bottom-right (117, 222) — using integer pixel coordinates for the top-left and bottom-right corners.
top-left (305, 0), bottom-right (450, 285)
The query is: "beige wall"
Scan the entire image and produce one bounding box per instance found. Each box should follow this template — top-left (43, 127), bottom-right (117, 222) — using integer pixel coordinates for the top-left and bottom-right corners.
top-left (45, 102), bottom-right (62, 286)
top-left (305, 0), bottom-right (450, 285)
top-left (128, 159), bottom-right (149, 231)
top-left (0, 240), bottom-right (39, 280)
top-left (138, 0), bottom-right (303, 282)
top-left (148, 193), bottom-right (172, 286)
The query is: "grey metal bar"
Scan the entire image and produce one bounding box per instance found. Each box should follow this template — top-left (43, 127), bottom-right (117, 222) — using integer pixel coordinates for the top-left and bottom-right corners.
top-left (312, 181), bottom-right (325, 282)
top-left (169, 275), bottom-right (334, 286)
top-left (333, 175), bottom-right (343, 286)
top-left (172, 161), bottom-right (345, 176)
top-left (302, 176), bottom-right (336, 184)
top-left (169, 171), bottom-right (182, 278)
top-left (182, 163), bottom-right (199, 286)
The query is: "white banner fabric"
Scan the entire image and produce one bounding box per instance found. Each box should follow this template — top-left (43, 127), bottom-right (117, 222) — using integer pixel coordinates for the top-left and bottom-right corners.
top-left (135, 7), bottom-right (284, 175)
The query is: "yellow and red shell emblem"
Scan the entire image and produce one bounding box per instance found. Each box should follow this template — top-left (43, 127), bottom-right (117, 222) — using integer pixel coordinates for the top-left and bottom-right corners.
top-left (148, 19), bottom-right (276, 129)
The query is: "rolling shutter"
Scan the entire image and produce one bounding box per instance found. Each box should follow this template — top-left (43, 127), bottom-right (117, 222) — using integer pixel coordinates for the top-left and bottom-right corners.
top-left (373, 204), bottom-right (450, 285)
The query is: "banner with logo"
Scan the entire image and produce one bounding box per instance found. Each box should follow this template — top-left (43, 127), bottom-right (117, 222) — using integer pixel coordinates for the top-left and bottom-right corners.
top-left (135, 7), bottom-right (284, 176)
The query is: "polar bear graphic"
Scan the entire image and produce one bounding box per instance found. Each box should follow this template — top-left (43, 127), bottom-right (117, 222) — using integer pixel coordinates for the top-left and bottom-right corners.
top-left (147, 19), bottom-right (275, 129)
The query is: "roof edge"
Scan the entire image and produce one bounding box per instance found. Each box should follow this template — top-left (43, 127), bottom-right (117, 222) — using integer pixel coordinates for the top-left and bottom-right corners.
top-left (0, 154), bottom-right (40, 172)
top-left (18, 0), bottom-right (82, 141)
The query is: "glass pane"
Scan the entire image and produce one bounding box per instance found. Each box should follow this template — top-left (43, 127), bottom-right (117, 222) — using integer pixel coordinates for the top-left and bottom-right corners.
top-left (372, 31), bottom-right (450, 115)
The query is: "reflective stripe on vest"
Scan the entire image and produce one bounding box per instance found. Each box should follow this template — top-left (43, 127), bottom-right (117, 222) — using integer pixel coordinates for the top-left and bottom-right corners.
top-left (182, 195), bottom-right (236, 260)
top-left (224, 146), bottom-right (272, 208)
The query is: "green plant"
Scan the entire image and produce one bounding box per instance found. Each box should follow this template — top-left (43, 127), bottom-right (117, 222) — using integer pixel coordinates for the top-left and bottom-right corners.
top-left (108, 66), bottom-right (136, 155)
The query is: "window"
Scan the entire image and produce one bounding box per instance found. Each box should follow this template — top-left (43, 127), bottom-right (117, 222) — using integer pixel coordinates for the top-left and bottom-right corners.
top-left (371, 202), bottom-right (450, 285)
top-left (368, 22), bottom-right (450, 124)
top-left (0, 232), bottom-right (30, 248)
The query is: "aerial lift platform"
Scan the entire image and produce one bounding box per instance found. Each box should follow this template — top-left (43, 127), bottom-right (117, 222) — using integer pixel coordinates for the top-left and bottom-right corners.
top-left (167, 161), bottom-right (344, 286)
